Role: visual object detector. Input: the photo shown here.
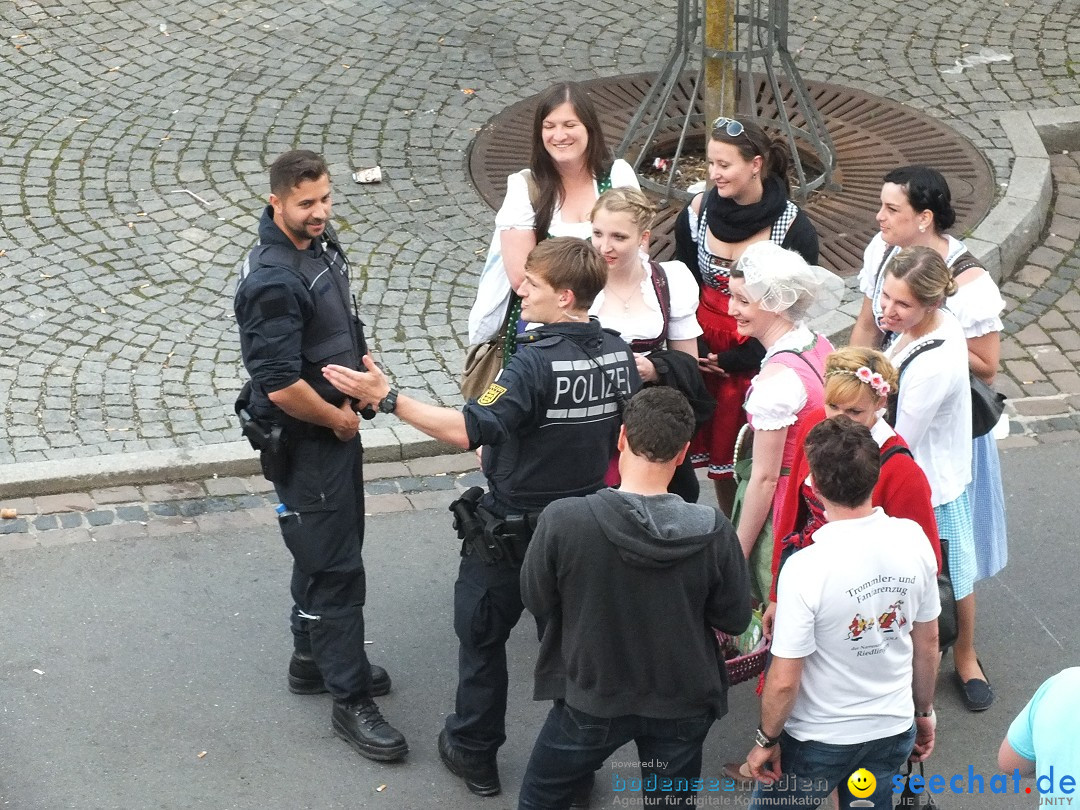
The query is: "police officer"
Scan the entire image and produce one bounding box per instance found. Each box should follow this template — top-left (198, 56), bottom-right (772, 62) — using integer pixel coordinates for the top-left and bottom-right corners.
top-left (322, 236), bottom-right (640, 796)
top-left (234, 150), bottom-right (407, 762)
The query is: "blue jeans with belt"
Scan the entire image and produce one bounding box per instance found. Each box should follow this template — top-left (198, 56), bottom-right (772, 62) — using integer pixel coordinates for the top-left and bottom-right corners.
top-left (517, 700), bottom-right (714, 810)
top-left (749, 723), bottom-right (916, 810)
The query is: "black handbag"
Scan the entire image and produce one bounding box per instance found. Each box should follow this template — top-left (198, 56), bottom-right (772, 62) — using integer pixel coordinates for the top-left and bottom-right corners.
top-left (936, 539), bottom-right (958, 652)
top-left (894, 761), bottom-right (939, 808)
top-left (970, 373), bottom-right (1006, 438)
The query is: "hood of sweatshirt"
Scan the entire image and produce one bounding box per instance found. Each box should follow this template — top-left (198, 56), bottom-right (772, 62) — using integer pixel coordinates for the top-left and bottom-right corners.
top-left (585, 488), bottom-right (720, 568)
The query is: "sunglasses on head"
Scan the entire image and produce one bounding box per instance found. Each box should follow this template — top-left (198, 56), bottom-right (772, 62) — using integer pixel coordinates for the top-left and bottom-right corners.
top-left (712, 117), bottom-right (745, 137)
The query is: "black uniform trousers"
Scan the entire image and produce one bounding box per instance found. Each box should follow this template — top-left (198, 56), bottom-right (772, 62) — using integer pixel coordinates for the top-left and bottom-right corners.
top-left (444, 540), bottom-right (529, 759)
top-left (274, 431), bottom-right (373, 701)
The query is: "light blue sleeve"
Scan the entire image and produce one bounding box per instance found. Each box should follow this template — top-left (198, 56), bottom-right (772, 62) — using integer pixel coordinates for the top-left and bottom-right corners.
top-left (1006, 689), bottom-right (1039, 762)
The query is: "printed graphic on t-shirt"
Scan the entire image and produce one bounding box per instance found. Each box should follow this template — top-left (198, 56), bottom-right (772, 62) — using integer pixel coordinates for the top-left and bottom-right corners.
top-left (844, 574), bottom-right (917, 655)
top-left (877, 600), bottom-right (908, 635)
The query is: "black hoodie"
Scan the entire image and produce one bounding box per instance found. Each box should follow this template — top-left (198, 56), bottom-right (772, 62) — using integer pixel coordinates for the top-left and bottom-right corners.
top-left (521, 489), bottom-right (751, 720)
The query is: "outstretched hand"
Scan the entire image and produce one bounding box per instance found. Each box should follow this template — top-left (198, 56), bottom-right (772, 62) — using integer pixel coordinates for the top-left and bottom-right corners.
top-left (323, 355), bottom-right (390, 412)
top-left (698, 353), bottom-right (728, 376)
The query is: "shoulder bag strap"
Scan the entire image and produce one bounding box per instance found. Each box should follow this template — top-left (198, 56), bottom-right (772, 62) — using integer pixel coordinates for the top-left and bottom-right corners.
top-left (896, 339), bottom-right (945, 379)
top-left (949, 250), bottom-right (983, 278)
top-left (649, 261), bottom-right (671, 344)
top-left (520, 168), bottom-right (540, 212)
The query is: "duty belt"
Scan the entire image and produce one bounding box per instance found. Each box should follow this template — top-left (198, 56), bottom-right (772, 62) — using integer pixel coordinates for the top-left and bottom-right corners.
top-left (449, 487), bottom-right (541, 566)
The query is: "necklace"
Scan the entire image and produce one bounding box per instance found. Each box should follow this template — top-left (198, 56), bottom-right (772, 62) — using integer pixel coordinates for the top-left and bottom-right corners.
top-left (606, 286), bottom-right (636, 312)
top-left (606, 269), bottom-right (643, 313)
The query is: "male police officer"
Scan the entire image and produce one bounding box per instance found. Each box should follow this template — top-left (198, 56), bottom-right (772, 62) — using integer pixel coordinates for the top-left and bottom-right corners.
top-left (234, 150), bottom-right (407, 762)
top-left (323, 237), bottom-right (640, 796)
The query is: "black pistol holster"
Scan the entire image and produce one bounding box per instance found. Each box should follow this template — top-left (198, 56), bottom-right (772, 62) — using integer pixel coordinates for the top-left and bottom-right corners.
top-left (235, 381), bottom-right (289, 484)
top-left (448, 487), bottom-right (539, 566)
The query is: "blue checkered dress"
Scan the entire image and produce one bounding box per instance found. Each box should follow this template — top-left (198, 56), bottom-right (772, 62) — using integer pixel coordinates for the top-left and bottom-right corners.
top-left (935, 491), bottom-right (976, 600)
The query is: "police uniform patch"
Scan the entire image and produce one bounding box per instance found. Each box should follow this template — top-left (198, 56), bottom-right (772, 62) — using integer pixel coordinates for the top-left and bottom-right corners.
top-left (477, 383), bottom-right (507, 406)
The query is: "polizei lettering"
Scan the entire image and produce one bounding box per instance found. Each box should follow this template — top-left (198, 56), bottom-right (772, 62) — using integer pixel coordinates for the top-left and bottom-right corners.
top-left (546, 352), bottom-right (632, 420)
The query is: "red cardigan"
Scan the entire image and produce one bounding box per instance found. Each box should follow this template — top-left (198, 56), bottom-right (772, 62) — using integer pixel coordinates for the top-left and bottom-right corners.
top-left (770, 408), bottom-right (942, 601)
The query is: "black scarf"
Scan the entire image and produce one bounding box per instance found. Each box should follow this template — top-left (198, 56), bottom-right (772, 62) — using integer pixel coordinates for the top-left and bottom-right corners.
top-left (705, 174), bottom-right (787, 244)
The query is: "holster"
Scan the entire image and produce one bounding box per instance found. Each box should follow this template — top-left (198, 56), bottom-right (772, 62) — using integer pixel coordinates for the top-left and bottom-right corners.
top-left (235, 382), bottom-right (289, 484)
top-left (447, 487), bottom-right (538, 566)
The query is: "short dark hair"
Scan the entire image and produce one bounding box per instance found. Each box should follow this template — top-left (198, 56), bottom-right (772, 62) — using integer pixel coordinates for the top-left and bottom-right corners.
top-left (623, 388), bottom-right (695, 463)
top-left (804, 416), bottom-right (880, 508)
top-left (270, 150), bottom-right (329, 198)
top-left (882, 165), bottom-right (957, 233)
top-left (524, 237), bottom-right (607, 310)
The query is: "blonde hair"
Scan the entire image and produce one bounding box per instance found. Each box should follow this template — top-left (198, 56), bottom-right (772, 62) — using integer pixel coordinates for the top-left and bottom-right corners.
top-left (824, 346), bottom-right (898, 403)
top-left (884, 245), bottom-right (957, 306)
top-left (590, 187), bottom-right (656, 234)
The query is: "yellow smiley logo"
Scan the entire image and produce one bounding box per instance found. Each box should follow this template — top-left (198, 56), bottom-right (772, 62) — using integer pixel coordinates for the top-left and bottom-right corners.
top-left (847, 768), bottom-right (876, 798)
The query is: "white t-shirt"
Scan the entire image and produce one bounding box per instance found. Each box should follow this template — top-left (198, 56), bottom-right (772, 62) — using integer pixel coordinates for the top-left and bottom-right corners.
top-left (590, 258), bottom-right (703, 343)
top-left (884, 310), bottom-right (972, 505)
top-left (467, 160), bottom-right (640, 344)
top-left (772, 508), bottom-right (940, 745)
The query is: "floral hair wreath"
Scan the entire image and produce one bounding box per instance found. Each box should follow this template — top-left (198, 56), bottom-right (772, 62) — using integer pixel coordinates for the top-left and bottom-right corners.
top-left (827, 366), bottom-right (891, 397)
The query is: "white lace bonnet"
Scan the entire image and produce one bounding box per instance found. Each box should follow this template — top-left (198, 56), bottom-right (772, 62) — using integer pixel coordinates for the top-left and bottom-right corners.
top-left (733, 241), bottom-right (845, 322)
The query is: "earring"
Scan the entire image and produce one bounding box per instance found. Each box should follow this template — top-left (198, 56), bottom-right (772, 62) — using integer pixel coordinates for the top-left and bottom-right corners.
top-left (918, 225), bottom-right (926, 233)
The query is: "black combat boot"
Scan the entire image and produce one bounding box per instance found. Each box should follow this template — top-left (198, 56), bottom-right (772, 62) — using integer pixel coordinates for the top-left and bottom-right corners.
top-left (331, 698), bottom-right (409, 762)
top-left (287, 652), bottom-right (391, 696)
top-left (437, 729), bottom-right (501, 796)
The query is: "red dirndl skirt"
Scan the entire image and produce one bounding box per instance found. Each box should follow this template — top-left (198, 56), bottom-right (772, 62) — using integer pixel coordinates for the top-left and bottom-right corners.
top-left (690, 285), bottom-right (754, 479)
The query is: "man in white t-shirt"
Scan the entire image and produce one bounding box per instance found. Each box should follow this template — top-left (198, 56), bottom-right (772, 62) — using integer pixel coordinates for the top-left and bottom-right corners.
top-left (746, 416), bottom-right (940, 810)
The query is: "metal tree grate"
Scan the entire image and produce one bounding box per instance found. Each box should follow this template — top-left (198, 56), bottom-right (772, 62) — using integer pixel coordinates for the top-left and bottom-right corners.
top-left (467, 73), bottom-right (993, 275)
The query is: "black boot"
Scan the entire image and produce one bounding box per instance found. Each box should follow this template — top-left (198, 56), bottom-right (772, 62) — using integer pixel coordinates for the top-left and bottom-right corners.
top-left (288, 652), bottom-right (391, 696)
top-left (331, 698), bottom-right (409, 762)
top-left (437, 729), bottom-right (501, 796)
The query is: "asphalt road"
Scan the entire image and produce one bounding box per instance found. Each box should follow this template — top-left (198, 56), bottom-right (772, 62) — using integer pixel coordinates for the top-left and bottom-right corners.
top-left (0, 439), bottom-right (1074, 809)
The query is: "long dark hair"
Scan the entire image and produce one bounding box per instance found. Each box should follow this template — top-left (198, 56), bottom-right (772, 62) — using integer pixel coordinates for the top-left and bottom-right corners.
top-left (709, 118), bottom-right (791, 194)
top-left (529, 82), bottom-right (611, 240)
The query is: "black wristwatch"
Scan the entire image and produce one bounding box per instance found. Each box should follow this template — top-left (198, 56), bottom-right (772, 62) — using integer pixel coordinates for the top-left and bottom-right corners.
top-left (754, 727), bottom-right (780, 749)
top-left (377, 388), bottom-right (399, 414)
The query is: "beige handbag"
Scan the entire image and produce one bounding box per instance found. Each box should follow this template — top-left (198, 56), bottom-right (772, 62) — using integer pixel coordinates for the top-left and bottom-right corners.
top-left (460, 338), bottom-right (504, 400)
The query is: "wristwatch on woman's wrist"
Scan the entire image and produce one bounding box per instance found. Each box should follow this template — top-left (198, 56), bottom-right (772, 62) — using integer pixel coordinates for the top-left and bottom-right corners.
top-left (914, 708), bottom-right (935, 718)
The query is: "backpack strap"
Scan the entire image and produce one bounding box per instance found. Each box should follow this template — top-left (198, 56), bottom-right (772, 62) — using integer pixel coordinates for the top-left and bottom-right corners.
top-left (880, 444), bottom-right (913, 465)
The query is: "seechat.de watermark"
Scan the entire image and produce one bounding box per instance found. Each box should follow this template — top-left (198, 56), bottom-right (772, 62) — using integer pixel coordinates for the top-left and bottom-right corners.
top-left (892, 766), bottom-right (1077, 804)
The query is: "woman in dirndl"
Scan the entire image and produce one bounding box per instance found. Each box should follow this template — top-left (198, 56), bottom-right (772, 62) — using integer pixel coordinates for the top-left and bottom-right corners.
top-left (673, 117), bottom-right (819, 515)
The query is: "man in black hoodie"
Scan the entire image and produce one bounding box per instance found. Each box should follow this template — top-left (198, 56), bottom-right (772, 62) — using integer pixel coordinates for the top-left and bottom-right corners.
top-left (517, 387), bottom-right (751, 809)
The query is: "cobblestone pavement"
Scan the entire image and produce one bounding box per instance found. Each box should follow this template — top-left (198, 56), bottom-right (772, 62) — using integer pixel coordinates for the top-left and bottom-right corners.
top-left (0, 0), bottom-right (1078, 465)
top-left (0, 452), bottom-right (485, 549)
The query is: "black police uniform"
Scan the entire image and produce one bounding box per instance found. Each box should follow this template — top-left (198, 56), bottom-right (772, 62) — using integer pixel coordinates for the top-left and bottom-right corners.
top-left (443, 318), bottom-right (640, 759)
top-left (234, 206), bottom-right (376, 702)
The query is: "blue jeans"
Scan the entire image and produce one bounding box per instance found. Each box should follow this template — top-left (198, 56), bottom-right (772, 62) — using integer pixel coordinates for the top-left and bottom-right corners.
top-left (517, 700), bottom-right (714, 810)
top-left (749, 723), bottom-right (916, 810)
